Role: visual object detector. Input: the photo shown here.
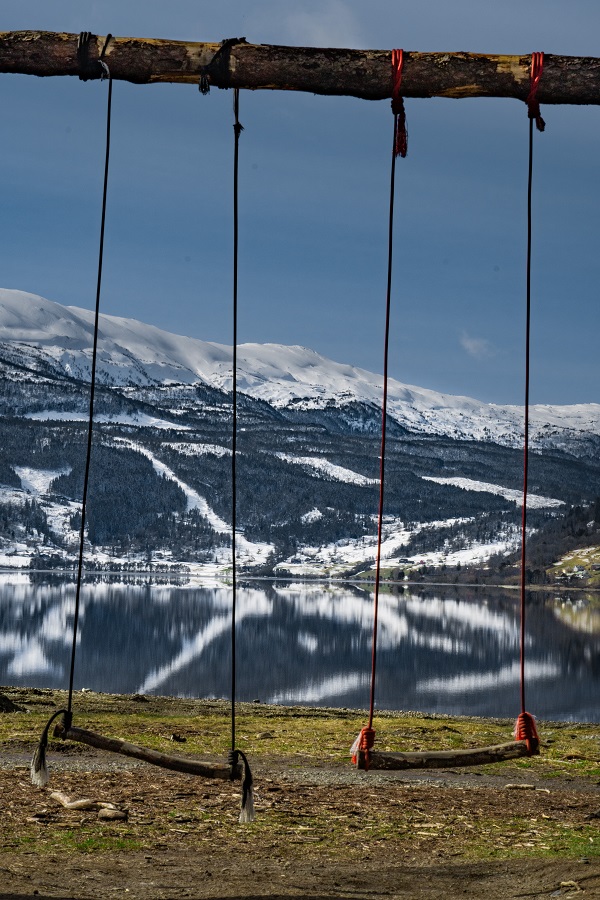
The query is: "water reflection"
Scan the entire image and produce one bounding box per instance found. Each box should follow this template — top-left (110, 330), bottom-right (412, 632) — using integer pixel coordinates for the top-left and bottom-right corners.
top-left (0, 575), bottom-right (598, 722)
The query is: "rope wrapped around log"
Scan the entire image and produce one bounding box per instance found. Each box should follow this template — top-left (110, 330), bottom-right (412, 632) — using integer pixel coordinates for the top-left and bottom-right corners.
top-left (1, 32), bottom-right (600, 105)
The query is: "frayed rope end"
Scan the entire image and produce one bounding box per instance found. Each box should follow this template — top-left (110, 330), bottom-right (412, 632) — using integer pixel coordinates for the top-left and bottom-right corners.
top-left (30, 708), bottom-right (71, 788)
top-left (392, 98), bottom-right (408, 158)
top-left (239, 783), bottom-right (255, 824)
top-left (30, 741), bottom-right (49, 788)
top-left (229, 748), bottom-right (256, 824)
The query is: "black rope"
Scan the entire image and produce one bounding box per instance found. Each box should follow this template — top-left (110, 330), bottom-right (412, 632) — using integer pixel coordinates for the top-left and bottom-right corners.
top-left (199, 37), bottom-right (247, 94)
top-left (227, 89), bottom-right (254, 823)
top-left (368, 110), bottom-right (398, 727)
top-left (77, 32), bottom-right (113, 81)
top-left (77, 32), bottom-right (93, 81)
top-left (230, 88), bottom-right (243, 755)
top-left (32, 45), bottom-right (113, 790)
top-left (30, 708), bottom-right (70, 786)
top-left (67, 53), bottom-right (113, 715)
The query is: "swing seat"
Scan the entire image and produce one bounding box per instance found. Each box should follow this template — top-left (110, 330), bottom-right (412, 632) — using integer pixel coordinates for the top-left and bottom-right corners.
top-left (54, 721), bottom-right (243, 780)
top-left (355, 739), bottom-right (538, 771)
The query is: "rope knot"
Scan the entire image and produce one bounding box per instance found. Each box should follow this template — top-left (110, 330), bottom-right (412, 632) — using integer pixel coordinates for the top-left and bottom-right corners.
top-left (77, 33), bottom-right (112, 81)
top-left (514, 711), bottom-right (540, 755)
top-left (351, 725), bottom-right (376, 768)
top-left (391, 49), bottom-right (408, 158)
top-left (527, 51), bottom-right (546, 132)
top-left (199, 37), bottom-right (247, 94)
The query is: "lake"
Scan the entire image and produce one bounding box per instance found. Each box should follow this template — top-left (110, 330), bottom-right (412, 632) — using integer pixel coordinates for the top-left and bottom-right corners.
top-left (1, 574), bottom-right (599, 722)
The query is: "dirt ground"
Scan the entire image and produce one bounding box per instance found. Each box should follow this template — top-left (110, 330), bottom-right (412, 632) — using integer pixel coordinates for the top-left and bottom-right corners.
top-left (2, 690), bottom-right (600, 899)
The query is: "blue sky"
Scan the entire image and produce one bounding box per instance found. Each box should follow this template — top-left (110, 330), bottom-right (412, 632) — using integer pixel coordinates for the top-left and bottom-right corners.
top-left (1, 1), bottom-right (599, 405)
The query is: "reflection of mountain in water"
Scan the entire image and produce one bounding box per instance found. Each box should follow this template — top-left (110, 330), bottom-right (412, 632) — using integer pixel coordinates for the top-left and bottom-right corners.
top-left (0, 577), bottom-right (599, 722)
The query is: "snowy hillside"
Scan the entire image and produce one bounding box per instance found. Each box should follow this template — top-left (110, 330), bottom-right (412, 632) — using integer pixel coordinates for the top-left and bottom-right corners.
top-left (0, 288), bottom-right (599, 577)
top-left (1, 288), bottom-right (598, 454)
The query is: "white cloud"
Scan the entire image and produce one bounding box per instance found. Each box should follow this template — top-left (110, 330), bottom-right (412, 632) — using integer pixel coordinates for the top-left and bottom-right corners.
top-left (251, 1), bottom-right (366, 49)
top-left (460, 331), bottom-right (495, 361)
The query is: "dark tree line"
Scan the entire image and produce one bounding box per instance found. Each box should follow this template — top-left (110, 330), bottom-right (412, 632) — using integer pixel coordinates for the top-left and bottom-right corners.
top-left (0, 382), bottom-right (599, 568)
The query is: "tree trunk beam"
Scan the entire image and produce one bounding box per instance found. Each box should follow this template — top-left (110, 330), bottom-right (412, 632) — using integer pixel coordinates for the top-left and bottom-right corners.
top-left (357, 740), bottom-right (536, 770)
top-left (54, 723), bottom-right (242, 780)
top-left (1, 31), bottom-right (600, 104)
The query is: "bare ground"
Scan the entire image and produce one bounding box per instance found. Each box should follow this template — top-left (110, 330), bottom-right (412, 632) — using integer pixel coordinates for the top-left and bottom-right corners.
top-left (1, 689), bottom-right (600, 899)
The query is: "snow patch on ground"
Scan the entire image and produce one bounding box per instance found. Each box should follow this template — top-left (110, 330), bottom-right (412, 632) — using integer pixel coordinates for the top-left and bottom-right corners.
top-left (422, 475), bottom-right (564, 509)
top-left (0, 488), bottom-right (33, 507)
top-left (274, 517), bottom-right (425, 577)
top-left (25, 410), bottom-right (189, 430)
top-left (277, 453), bottom-right (377, 487)
top-left (14, 466), bottom-right (71, 496)
top-left (301, 508), bottom-right (324, 524)
top-left (0, 549), bottom-right (32, 568)
top-left (114, 438), bottom-right (274, 566)
top-left (401, 534), bottom-right (520, 570)
top-left (275, 515), bottom-right (521, 578)
top-left (43, 498), bottom-right (83, 548)
top-left (164, 442), bottom-right (231, 458)
top-left (0, 474), bottom-right (521, 577)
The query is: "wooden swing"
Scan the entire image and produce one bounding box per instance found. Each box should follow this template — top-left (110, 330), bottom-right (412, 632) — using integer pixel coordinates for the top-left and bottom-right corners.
top-left (351, 51), bottom-right (545, 773)
top-left (32, 709), bottom-right (241, 782)
top-left (29, 41), bottom-right (254, 820)
top-left (15, 34), bottom-right (568, 786)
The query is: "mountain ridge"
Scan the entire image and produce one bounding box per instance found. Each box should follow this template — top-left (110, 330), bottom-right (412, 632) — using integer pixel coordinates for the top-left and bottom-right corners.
top-left (1, 288), bottom-right (599, 457)
top-left (0, 288), bottom-right (599, 577)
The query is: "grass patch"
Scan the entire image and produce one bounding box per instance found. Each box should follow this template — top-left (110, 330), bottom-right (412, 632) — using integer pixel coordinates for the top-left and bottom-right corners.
top-left (468, 818), bottom-right (600, 861)
top-left (57, 830), bottom-right (143, 853)
top-left (3, 687), bottom-right (600, 866)
top-left (2, 687), bottom-right (600, 781)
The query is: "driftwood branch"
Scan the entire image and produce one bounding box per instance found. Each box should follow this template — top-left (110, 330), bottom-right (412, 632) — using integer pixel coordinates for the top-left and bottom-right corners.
top-left (357, 740), bottom-right (536, 770)
top-left (54, 723), bottom-right (242, 781)
top-left (50, 790), bottom-right (128, 821)
top-left (50, 790), bottom-right (120, 810)
top-left (1, 31), bottom-right (600, 104)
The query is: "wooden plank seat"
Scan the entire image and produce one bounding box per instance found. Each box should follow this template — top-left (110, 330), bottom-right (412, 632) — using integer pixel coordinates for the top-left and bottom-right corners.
top-left (356, 739), bottom-right (537, 771)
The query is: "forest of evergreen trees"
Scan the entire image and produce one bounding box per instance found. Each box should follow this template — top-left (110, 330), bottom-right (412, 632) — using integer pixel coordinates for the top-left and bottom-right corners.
top-left (0, 362), bottom-right (599, 575)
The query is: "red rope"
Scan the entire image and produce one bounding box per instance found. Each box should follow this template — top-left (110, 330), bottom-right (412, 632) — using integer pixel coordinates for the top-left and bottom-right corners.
top-left (352, 67), bottom-right (405, 769)
top-left (351, 726), bottom-right (375, 767)
top-left (514, 711), bottom-right (539, 755)
top-left (526, 52), bottom-right (546, 132)
top-left (391, 49), bottom-right (408, 158)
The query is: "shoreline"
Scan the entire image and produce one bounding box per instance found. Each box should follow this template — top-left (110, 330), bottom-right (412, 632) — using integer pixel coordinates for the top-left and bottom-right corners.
top-left (2, 566), bottom-right (600, 594)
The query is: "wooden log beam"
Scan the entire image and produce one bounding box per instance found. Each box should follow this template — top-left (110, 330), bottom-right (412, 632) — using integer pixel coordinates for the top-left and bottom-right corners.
top-left (1, 31), bottom-right (600, 104)
top-left (356, 740), bottom-right (536, 770)
top-left (54, 723), bottom-right (242, 780)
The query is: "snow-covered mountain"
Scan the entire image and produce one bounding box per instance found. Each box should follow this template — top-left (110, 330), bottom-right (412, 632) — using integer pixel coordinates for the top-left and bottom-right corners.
top-left (1, 288), bottom-right (598, 454)
top-left (0, 287), bottom-right (599, 577)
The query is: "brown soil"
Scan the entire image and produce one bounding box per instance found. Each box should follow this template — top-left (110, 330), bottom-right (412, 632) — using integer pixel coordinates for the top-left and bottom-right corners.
top-left (1, 690), bottom-right (600, 899)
